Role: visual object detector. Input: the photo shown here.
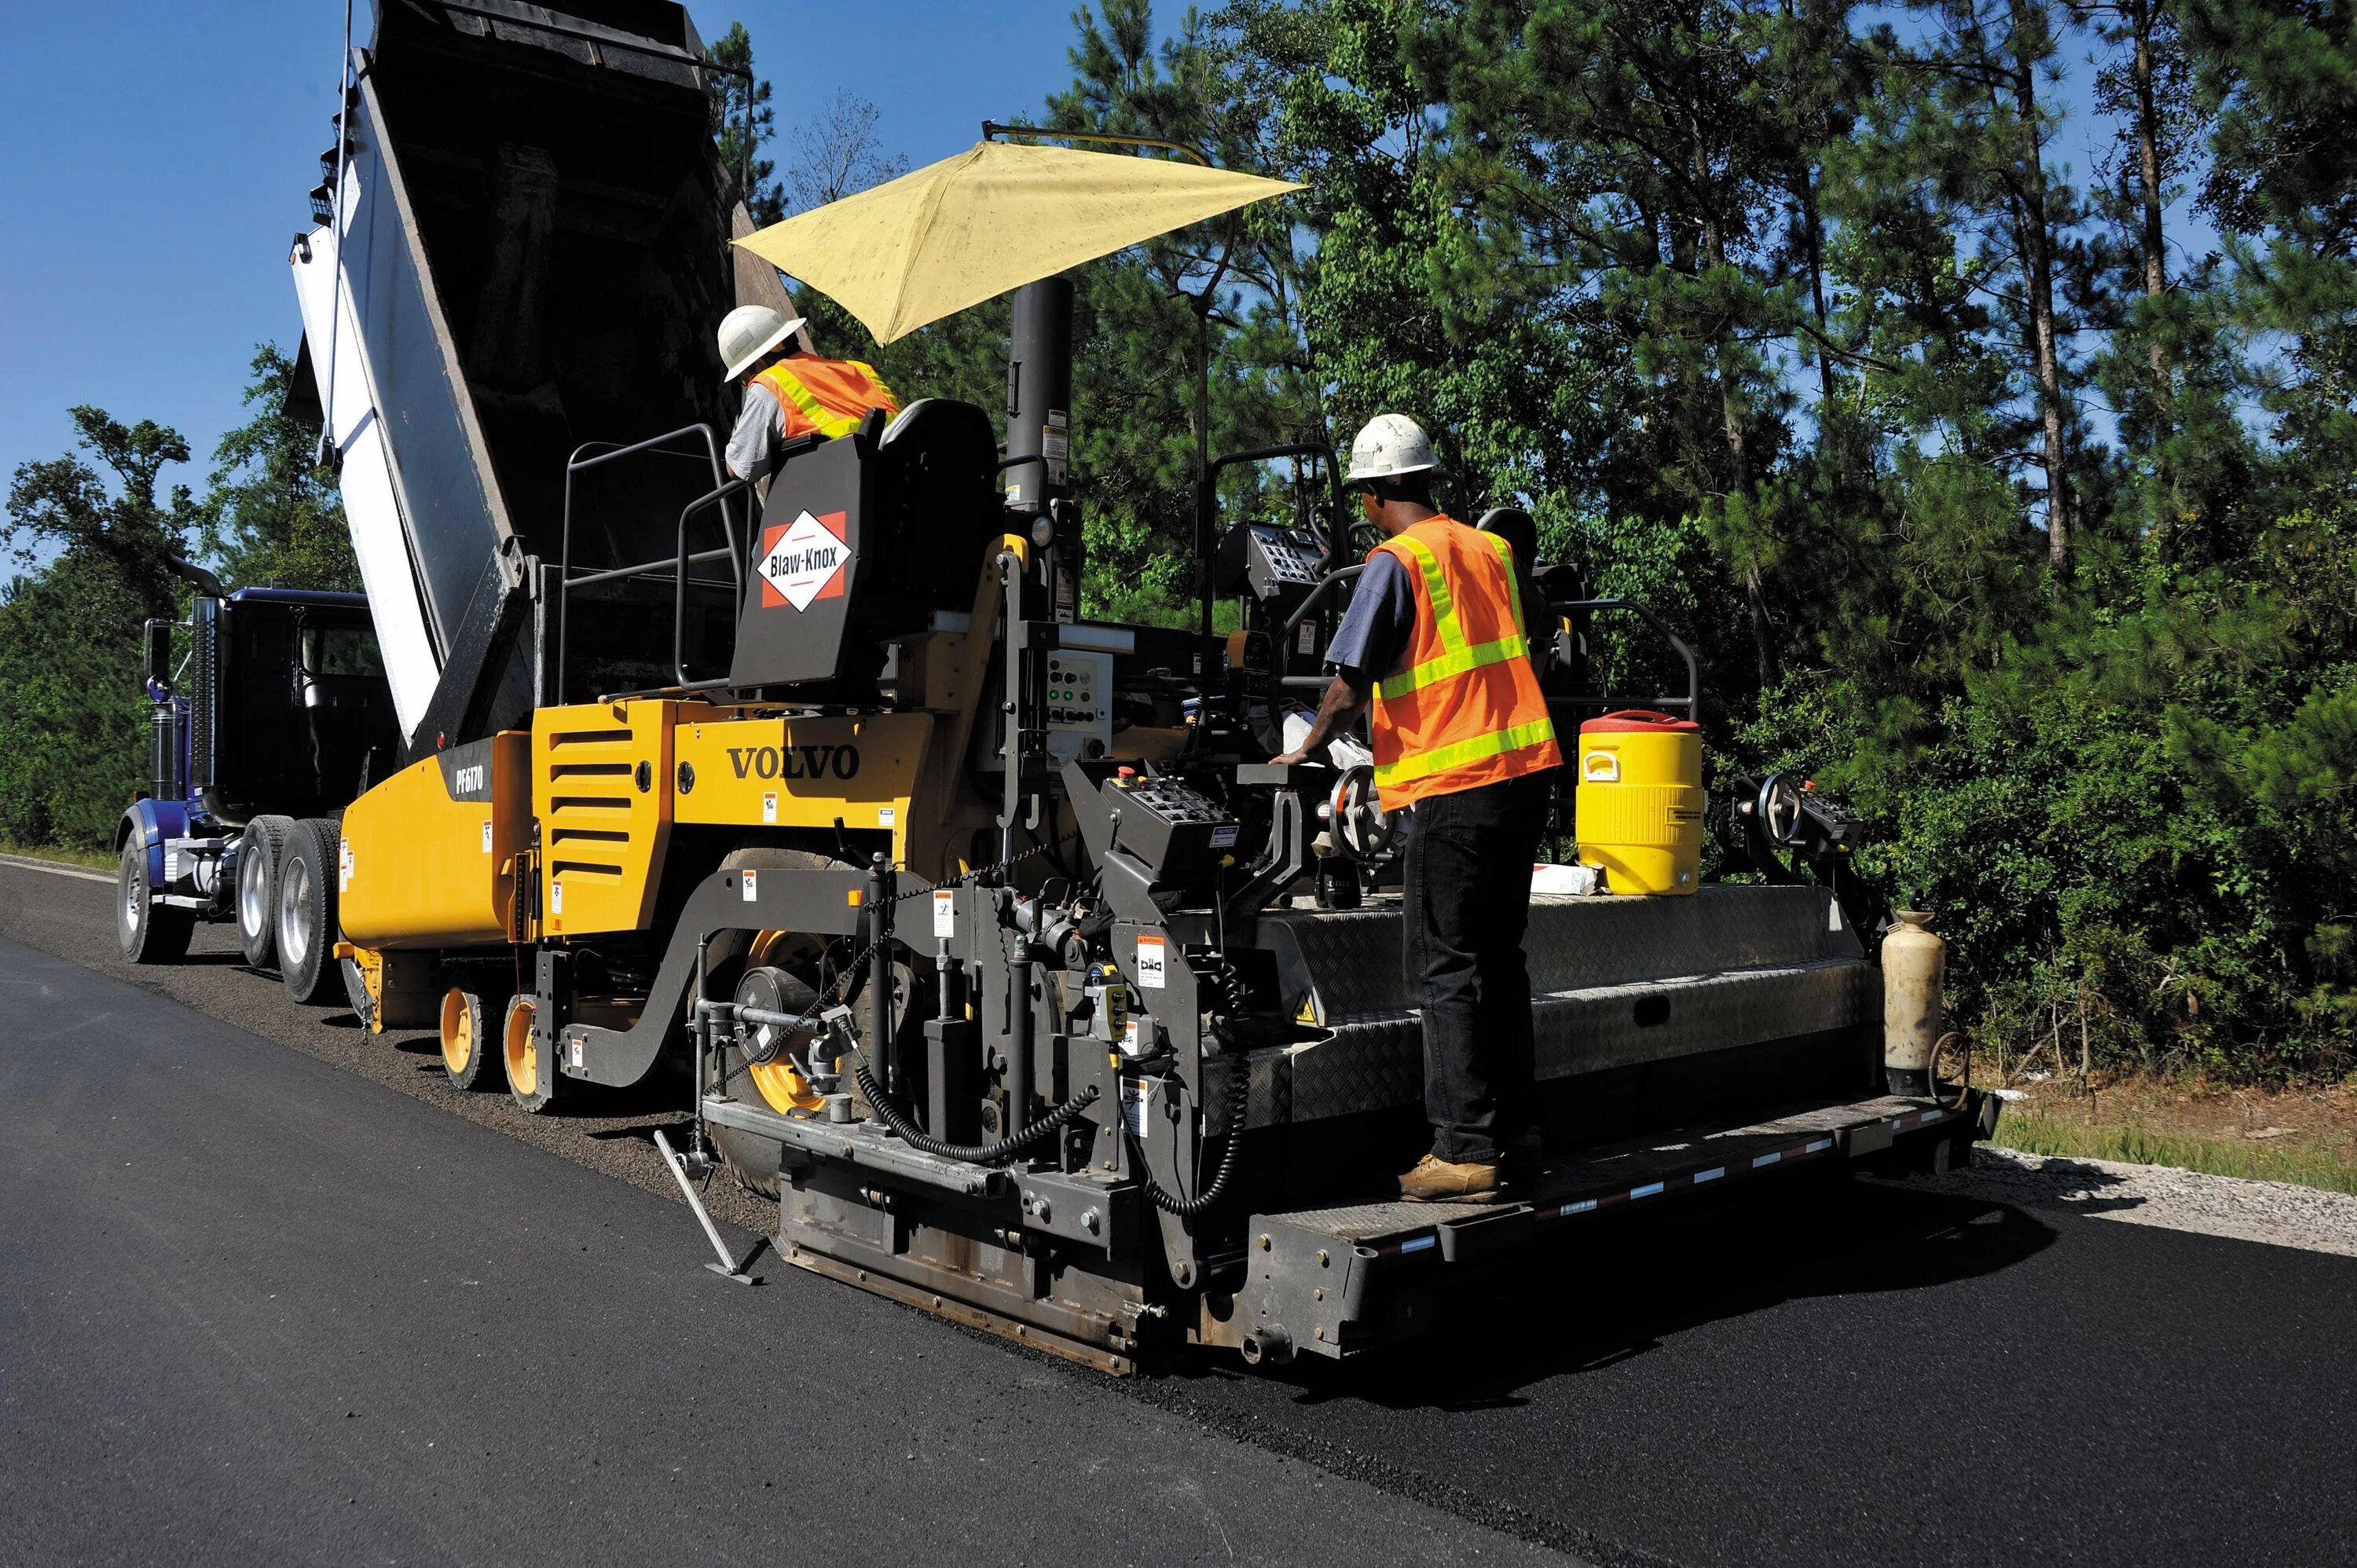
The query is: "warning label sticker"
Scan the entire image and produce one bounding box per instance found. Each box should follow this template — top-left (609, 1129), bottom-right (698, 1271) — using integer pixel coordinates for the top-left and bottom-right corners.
top-left (761, 790), bottom-right (778, 825)
top-left (1135, 933), bottom-right (1168, 989)
top-left (742, 869), bottom-right (759, 903)
top-left (933, 889), bottom-right (955, 938)
top-left (756, 509), bottom-right (851, 610)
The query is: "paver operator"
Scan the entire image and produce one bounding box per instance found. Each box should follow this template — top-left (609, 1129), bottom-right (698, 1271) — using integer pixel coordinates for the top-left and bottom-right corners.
top-left (1274, 414), bottom-right (1563, 1202)
top-left (717, 304), bottom-right (902, 482)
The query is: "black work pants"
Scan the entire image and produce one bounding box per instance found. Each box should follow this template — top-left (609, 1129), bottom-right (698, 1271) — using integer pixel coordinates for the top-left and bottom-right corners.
top-left (1402, 769), bottom-right (1553, 1164)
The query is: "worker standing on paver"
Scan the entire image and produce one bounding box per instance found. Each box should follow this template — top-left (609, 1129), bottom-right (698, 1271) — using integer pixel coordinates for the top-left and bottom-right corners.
top-left (1274, 415), bottom-right (1563, 1201)
top-left (717, 304), bottom-right (901, 482)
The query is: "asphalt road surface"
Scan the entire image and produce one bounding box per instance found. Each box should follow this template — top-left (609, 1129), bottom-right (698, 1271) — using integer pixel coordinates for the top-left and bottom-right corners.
top-left (4, 859), bottom-right (2353, 1567)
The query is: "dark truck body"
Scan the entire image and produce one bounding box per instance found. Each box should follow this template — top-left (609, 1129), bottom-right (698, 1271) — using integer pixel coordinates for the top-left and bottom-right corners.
top-left (119, 588), bottom-right (400, 929)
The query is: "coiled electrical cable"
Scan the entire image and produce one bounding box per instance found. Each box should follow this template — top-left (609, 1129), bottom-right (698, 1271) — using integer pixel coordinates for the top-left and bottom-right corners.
top-left (855, 1061), bottom-right (1100, 1164)
top-left (1137, 1064), bottom-right (1251, 1217)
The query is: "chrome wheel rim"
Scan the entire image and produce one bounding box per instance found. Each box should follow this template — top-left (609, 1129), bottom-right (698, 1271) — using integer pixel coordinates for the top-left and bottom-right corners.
top-left (238, 839), bottom-right (269, 940)
top-left (279, 856), bottom-right (313, 972)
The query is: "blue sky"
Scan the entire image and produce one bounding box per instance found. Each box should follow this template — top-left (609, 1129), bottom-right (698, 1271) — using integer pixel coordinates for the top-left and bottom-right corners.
top-left (0, 2), bottom-right (2219, 513)
top-left (0, 1), bottom-right (1097, 497)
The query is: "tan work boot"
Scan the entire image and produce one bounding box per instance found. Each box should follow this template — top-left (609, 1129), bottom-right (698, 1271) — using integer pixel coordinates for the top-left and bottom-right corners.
top-left (1399, 1153), bottom-right (1501, 1203)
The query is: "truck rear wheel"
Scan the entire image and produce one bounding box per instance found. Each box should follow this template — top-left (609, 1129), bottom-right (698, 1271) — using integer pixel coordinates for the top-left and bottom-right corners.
top-left (115, 841), bottom-right (192, 965)
top-left (275, 819), bottom-right (343, 1005)
top-left (440, 988), bottom-right (501, 1091)
top-left (236, 815), bottom-right (294, 968)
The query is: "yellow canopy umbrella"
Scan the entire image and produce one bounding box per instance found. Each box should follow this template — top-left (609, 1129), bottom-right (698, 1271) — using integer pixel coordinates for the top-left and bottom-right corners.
top-left (733, 139), bottom-right (1303, 344)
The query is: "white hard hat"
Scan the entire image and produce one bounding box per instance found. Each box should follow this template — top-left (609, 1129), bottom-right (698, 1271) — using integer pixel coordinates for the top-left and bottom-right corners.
top-left (717, 304), bottom-right (807, 383)
top-left (1344, 412), bottom-right (1438, 484)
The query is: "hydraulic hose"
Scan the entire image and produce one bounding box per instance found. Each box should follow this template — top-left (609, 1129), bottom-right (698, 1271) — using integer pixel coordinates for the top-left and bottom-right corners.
top-left (854, 1060), bottom-right (1099, 1165)
top-left (1138, 1063), bottom-right (1250, 1217)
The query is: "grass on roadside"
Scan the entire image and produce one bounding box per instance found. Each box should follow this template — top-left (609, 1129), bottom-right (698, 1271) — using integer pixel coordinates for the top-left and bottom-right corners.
top-left (0, 838), bottom-right (118, 872)
top-left (1992, 1110), bottom-right (2357, 1196)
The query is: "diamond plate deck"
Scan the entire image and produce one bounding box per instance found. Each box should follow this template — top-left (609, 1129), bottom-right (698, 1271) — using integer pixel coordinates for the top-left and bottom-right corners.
top-left (1237, 885), bottom-right (1878, 1127)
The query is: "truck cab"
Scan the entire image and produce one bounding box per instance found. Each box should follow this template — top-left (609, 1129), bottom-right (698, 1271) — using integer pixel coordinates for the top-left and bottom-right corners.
top-left (116, 585), bottom-right (400, 965)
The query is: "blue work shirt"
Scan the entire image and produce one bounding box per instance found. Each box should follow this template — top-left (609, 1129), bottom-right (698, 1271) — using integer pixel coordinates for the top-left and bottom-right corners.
top-left (1324, 550), bottom-right (1419, 686)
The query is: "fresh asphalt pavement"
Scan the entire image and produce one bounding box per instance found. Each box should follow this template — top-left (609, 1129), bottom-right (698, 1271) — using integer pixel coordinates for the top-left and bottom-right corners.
top-left (3, 859), bottom-right (2352, 1567)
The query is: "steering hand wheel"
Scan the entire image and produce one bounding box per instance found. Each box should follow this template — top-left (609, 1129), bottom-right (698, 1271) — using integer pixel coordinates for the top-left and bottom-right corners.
top-left (1756, 773), bottom-right (1805, 847)
top-left (1329, 764), bottom-right (1399, 861)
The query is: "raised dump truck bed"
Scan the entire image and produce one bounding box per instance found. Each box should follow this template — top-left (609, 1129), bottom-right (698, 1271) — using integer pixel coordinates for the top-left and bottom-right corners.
top-left (291, 0), bottom-right (746, 753)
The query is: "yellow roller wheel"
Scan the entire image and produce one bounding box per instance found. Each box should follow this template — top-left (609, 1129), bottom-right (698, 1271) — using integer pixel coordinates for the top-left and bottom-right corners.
top-left (504, 995), bottom-right (552, 1113)
top-left (439, 987), bottom-right (500, 1092)
top-left (741, 929), bottom-right (828, 1113)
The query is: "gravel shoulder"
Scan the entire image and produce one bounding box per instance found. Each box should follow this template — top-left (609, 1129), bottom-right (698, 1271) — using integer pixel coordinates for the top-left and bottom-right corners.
top-left (1901, 1144), bottom-right (2357, 1258)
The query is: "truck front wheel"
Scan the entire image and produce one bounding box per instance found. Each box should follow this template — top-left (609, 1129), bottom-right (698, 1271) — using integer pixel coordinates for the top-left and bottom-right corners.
top-left (275, 820), bottom-right (343, 1005)
top-left (116, 841), bottom-right (192, 964)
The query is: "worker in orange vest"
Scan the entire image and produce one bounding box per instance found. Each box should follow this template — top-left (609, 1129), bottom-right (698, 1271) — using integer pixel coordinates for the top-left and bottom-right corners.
top-left (1274, 415), bottom-right (1563, 1201)
top-left (717, 305), bottom-right (901, 482)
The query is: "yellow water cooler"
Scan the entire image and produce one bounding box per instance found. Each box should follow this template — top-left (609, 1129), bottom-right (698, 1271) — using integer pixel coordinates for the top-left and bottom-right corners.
top-left (1574, 709), bottom-right (1705, 895)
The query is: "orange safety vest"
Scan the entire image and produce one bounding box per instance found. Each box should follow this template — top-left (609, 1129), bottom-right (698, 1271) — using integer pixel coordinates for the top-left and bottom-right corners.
top-left (1366, 516), bottom-right (1563, 809)
top-left (755, 354), bottom-right (901, 441)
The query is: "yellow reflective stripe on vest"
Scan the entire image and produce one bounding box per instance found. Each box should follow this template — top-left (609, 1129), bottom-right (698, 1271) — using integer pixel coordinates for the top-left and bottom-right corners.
top-left (1483, 529), bottom-right (1528, 637)
top-left (1390, 534), bottom-right (1469, 658)
top-left (845, 360), bottom-right (897, 405)
top-left (1373, 532), bottom-right (1533, 700)
top-left (764, 368), bottom-right (865, 439)
top-left (1373, 717), bottom-right (1559, 789)
top-left (1375, 632), bottom-right (1530, 698)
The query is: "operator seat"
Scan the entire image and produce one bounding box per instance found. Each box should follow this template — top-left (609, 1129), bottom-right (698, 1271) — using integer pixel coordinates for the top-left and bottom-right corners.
top-left (1476, 506), bottom-right (1559, 682)
top-left (878, 398), bottom-right (1004, 609)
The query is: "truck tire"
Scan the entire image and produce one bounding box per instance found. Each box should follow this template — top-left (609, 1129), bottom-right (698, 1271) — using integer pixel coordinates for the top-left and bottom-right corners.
top-left (275, 819), bottom-right (343, 1005)
top-left (115, 840), bottom-right (192, 964)
top-left (235, 815), bottom-right (294, 968)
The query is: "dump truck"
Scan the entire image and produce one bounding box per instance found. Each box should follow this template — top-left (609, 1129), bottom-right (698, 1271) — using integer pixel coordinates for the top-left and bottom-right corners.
top-left (131, 0), bottom-right (1992, 1374)
top-left (115, 570), bottom-right (401, 971)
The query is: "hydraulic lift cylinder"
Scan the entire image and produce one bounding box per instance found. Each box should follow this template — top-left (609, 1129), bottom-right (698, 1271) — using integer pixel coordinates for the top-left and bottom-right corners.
top-left (869, 854), bottom-right (896, 1097)
top-left (1006, 957), bottom-right (1036, 1141)
top-left (926, 945), bottom-right (977, 1143)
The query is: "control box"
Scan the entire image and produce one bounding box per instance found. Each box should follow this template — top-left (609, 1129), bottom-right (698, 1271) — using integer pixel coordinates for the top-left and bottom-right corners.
top-left (1212, 522), bottom-right (1327, 604)
top-left (1110, 773), bottom-right (1240, 885)
top-left (1044, 648), bottom-right (1113, 764)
